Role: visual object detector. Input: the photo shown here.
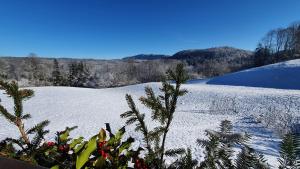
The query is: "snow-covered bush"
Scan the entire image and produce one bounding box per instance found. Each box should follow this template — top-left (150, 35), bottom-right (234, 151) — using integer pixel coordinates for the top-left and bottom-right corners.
top-left (208, 93), bottom-right (300, 136)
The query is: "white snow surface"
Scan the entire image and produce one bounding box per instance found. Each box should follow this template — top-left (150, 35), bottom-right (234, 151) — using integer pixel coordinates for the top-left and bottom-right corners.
top-left (200, 59), bottom-right (300, 90)
top-left (1, 59), bottom-right (300, 168)
top-left (1, 83), bottom-right (300, 168)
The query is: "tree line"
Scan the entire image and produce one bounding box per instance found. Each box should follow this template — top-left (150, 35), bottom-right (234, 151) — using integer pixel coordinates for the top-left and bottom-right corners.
top-left (1, 21), bottom-right (300, 87)
top-left (0, 55), bottom-right (181, 88)
top-left (254, 22), bottom-right (300, 67)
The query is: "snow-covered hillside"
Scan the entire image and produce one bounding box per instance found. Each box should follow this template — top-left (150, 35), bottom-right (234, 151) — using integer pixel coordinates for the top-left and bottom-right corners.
top-left (1, 82), bottom-right (300, 167)
top-left (204, 59), bottom-right (300, 90)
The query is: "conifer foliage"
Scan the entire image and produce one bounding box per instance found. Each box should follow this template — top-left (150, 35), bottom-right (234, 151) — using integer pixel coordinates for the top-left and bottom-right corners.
top-left (51, 59), bottom-right (63, 86)
top-left (278, 133), bottom-right (300, 169)
top-left (235, 146), bottom-right (269, 169)
top-left (121, 64), bottom-right (189, 168)
top-left (168, 148), bottom-right (198, 169)
top-left (0, 80), bottom-right (49, 161)
top-left (197, 120), bottom-right (270, 169)
top-left (67, 62), bottom-right (95, 87)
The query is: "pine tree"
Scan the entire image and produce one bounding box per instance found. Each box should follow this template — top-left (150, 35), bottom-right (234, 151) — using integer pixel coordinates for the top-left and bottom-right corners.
top-left (0, 80), bottom-right (49, 158)
top-left (197, 120), bottom-right (269, 169)
top-left (254, 43), bottom-right (270, 67)
top-left (235, 146), bottom-right (269, 169)
top-left (168, 148), bottom-right (198, 169)
top-left (76, 62), bottom-right (91, 87)
top-left (67, 62), bottom-right (92, 87)
top-left (52, 59), bottom-right (63, 86)
top-left (278, 133), bottom-right (300, 169)
top-left (121, 64), bottom-right (189, 168)
top-left (67, 62), bottom-right (77, 86)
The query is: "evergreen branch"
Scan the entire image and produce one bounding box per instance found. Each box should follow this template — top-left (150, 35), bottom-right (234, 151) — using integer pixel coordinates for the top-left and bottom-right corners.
top-left (165, 148), bottom-right (185, 157)
top-left (105, 123), bottom-right (114, 137)
top-left (0, 80), bottom-right (14, 95)
top-left (140, 86), bottom-right (167, 123)
top-left (148, 126), bottom-right (165, 141)
top-left (220, 120), bottom-right (233, 134)
top-left (166, 63), bottom-right (189, 84)
top-left (278, 133), bottom-right (299, 168)
top-left (125, 116), bottom-right (138, 125)
top-left (222, 132), bottom-right (249, 145)
top-left (0, 104), bottom-right (16, 123)
top-left (158, 64), bottom-right (188, 167)
top-left (19, 89), bottom-right (34, 100)
top-left (196, 139), bottom-right (210, 147)
top-left (169, 148), bottom-right (198, 169)
top-left (27, 120), bottom-right (50, 134)
top-left (0, 81), bottom-right (23, 118)
top-left (121, 94), bottom-right (152, 154)
top-left (178, 89), bottom-right (188, 96)
top-left (21, 113), bottom-right (32, 120)
top-left (236, 146), bottom-right (270, 169)
top-left (31, 128), bottom-right (49, 148)
top-left (4, 137), bottom-right (25, 151)
top-left (67, 125), bottom-right (78, 131)
top-left (160, 80), bottom-right (172, 120)
top-left (120, 111), bottom-right (132, 118)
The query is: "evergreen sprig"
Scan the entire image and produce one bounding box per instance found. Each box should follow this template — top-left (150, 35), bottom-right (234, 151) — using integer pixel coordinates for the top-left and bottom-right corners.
top-left (169, 148), bottom-right (198, 169)
top-left (120, 63), bottom-right (189, 168)
top-left (197, 120), bottom-right (268, 169)
top-left (278, 133), bottom-right (300, 169)
top-left (236, 146), bottom-right (269, 169)
top-left (0, 80), bottom-right (49, 158)
top-left (165, 148), bottom-right (186, 157)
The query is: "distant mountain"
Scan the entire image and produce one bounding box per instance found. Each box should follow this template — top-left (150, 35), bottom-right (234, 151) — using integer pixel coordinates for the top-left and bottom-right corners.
top-left (123, 54), bottom-right (170, 60)
top-left (0, 46), bottom-right (256, 88)
top-left (170, 46), bottom-right (253, 61)
top-left (123, 47), bottom-right (253, 61)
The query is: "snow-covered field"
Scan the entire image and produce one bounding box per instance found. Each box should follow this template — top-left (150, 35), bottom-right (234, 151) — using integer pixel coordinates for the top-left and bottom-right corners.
top-left (1, 59), bottom-right (300, 168)
top-left (206, 59), bottom-right (300, 90)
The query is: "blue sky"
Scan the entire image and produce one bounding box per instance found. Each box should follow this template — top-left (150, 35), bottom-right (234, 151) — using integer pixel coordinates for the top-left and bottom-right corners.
top-left (0, 0), bottom-right (299, 59)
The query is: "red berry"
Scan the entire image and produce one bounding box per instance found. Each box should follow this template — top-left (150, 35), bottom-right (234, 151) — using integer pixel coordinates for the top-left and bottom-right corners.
top-left (58, 145), bottom-right (64, 151)
top-left (47, 141), bottom-right (55, 147)
top-left (98, 141), bottom-right (107, 148)
top-left (100, 150), bottom-right (108, 159)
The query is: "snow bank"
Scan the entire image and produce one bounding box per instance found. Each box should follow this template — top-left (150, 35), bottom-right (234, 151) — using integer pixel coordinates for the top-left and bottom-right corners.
top-left (204, 59), bottom-right (300, 90)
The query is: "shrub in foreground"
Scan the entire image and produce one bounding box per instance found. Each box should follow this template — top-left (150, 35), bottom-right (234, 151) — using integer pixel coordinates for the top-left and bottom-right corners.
top-left (121, 63), bottom-right (189, 168)
top-left (0, 80), bottom-right (49, 164)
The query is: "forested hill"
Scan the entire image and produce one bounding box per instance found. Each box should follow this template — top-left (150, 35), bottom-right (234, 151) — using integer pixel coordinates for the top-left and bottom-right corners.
top-left (123, 54), bottom-right (170, 60)
top-left (0, 46), bottom-right (256, 88)
top-left (171, 47), bottom-right (252, 61)
top-left (122, 47), bottom-right (253, 62)
top-left (122, 46), bottom-right (255, 77)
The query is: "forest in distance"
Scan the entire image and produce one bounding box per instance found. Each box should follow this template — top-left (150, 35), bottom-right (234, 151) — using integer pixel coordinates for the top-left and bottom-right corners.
top-left (0, 21), bottom-right (299, 88)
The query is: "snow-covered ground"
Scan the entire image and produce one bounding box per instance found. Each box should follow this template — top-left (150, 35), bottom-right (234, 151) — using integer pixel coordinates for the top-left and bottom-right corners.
top-left (0, 83), bottom-right (299, 167)
top-left (1, 59), bottom-right (300, 168)
top-left (204, 59), bottom-right (300, 90)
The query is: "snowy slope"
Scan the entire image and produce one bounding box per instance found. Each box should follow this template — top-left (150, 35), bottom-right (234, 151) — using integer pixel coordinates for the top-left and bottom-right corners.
top-left (205, 59), bottom-right (300, 90)
top-left (1, 83), bottom-right (300, 167)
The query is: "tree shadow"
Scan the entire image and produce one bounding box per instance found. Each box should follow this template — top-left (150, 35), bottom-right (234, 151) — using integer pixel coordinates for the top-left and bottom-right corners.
top-left (233, 116), bottom-right (281, 157)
